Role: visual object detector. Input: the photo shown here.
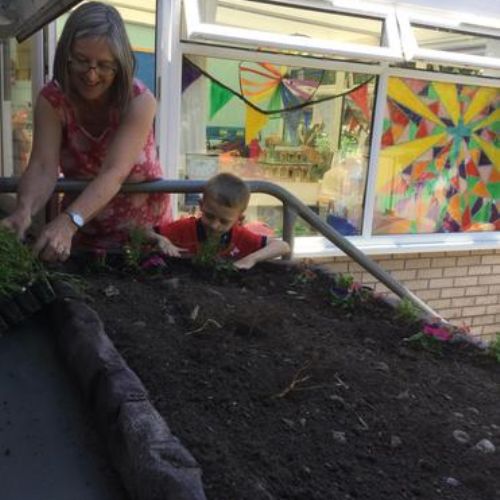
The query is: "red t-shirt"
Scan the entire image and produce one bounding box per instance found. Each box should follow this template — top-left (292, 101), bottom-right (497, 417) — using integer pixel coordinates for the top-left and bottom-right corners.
top-left (158, 217), bottom-right (267, 259)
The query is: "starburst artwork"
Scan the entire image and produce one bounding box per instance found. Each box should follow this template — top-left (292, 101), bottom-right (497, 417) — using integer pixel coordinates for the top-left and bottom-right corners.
top-left (375, 77), bottom-right (499, 234)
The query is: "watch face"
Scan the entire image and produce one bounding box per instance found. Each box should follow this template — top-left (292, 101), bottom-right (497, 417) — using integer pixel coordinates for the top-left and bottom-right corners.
top-left (68, 211), bottom-right (84, 228)
top-left (73, 213), bottom-right (84, 227)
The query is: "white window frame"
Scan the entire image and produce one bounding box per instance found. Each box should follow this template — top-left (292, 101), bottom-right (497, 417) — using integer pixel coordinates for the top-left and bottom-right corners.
top-left (36, 0), bottom-right (500, 257)
top-left (397, 7), bottom-right (500, 71)
top-left (182, 0), bottom-right (404, 63)
top-left (173, 40), bottom-right (500, 256)
top-left (322, 65), bottom-right (500, 257)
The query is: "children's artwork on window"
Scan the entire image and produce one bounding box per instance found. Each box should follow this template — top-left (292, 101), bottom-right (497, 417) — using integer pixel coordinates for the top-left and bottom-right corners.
top-left (375, 77), bottom-right (499, 234)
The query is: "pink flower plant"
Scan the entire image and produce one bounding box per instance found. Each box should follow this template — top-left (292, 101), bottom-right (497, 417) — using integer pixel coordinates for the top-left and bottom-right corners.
top-left (140, 253), bottom-right (167, 270)
top-left (422, 322), bottom-right (453, 342)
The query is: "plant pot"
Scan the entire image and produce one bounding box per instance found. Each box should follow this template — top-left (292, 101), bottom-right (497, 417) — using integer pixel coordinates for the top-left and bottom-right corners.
top-left (0, 314), bottom-right (9, 334)
top-left (0, 296), bottom-right (25, 326)
top-left (31, 278), bottom-right (57, 304)
top-left (14, 286), bottom-right (42, 315)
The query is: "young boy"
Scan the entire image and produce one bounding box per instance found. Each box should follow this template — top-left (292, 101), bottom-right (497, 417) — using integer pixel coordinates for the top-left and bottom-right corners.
top-left (148, 173), bottom-right (290, 269)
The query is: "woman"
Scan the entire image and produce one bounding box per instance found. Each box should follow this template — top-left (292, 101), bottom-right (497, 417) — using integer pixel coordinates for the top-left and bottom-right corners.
top-left (2, 2), bottom-right (170, 261)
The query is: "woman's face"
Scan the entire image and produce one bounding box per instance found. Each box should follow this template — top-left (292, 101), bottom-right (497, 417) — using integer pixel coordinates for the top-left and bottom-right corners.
top-left (68, 37), bottom-right (118, 103)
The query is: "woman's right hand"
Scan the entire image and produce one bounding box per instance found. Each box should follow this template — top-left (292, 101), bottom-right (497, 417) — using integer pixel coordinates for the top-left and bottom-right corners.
top-left (0, 209), bottom-right (32, 240)
top-left (32, 213), bottom-right (77, 262)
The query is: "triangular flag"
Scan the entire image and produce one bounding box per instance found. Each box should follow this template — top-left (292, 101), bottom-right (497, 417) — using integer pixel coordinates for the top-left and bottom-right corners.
top-left (182, 58), bottom-right (202, 92)
top-left (348, 84), bottom-right (370, 119)
top-left (210, 81), bottom-right (234, 119)
top-left (245, 105), bottom-right (268, 144)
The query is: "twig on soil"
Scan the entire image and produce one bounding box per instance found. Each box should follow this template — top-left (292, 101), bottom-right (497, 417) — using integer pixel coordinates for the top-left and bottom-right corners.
top-left (334, 373), bottom-right (349, 390)
top-left (190, 305), bottom-right (200, 321)
top-left (272, 361), bottom-right (312, 399)
top-left (207, 287), bottom-right (225, 299)
top-left (184, 318), bottom-right (222, 335)
top-left (294, 384), bottom-right (333, 392)
top-left (355, 412), bottom-right (369, 430)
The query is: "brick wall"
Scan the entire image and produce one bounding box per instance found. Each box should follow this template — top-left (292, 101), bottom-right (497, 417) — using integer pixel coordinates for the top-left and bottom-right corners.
top-left (309, 249), bottom-right (500, 342)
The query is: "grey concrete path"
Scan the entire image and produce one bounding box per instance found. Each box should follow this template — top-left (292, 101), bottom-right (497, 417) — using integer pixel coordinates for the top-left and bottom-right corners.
top-left (0, 314), bottom-right (127, 500)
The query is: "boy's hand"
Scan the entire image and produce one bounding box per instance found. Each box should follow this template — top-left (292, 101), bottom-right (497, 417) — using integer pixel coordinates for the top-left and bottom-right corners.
top-left (233, 255), bottom-right (257, 270)
top-left (157, 237), bottom-right (188, 258)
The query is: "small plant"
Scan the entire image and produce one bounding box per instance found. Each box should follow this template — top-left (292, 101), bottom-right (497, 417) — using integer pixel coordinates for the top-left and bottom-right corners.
top-left (192, 236), bottom-right (220, 269)
top-left (405, 331), bottom-right (443, 354)
top-left (405, 323), bottom-right (453, 354)
top-left (192, 236), bottom-right (238, 278)
top-left (0, 226), bottom-right (40, 298)
top-left (291, 264), bottom-right (318, 286)
top-left (487, 334), bottom-right (500, 363)
top-left (395, 298), bottom-right (421, 323)
top-left (330, 273), bottom-right (371, 311)
top-left (334, 273), bottom-right (354, 290)
top-left (123, 227), bottom-right (149, 269)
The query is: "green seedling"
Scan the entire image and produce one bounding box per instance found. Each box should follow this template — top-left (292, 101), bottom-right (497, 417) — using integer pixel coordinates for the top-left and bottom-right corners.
top-left (329, 274), bottom-right (370, 312)
top-left (192, 235), bottom-right (220, 269)
top-left (395, 298), bottom-right (421, 323)
top-left (405, 331), bottom-right (443, 354)
top-left (292, 267), bottom-right (318, 286)
top-left (192, 236), bottom-right (238, 278)
top-left (487, 334), bottom-right (500, 363)
top-left (334, 273), bottom-right (354, 290)
top-left (123, 227), bottom-right (149, 269)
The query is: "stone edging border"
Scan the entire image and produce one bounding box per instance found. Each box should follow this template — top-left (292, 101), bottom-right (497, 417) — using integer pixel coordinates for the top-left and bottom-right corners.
top-left (48, 280), bottom-right (207, 500)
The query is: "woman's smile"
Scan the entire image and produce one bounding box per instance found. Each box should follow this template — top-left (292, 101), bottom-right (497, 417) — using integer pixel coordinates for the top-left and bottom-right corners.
top-left (69, 36), bottom-right (116, 102)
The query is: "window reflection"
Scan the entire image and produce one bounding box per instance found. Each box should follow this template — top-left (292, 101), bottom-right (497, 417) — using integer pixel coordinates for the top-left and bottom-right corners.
top-left (375, 77), bottom-right (499, 234)
top-left (181, 56), bottom-right (376, 237)
top-left (9, 39), bottom-right (33, 177)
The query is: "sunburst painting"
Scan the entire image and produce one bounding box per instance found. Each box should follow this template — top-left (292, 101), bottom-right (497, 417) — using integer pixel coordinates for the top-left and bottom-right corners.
top-left (374, 77), bottom-right (499, 234)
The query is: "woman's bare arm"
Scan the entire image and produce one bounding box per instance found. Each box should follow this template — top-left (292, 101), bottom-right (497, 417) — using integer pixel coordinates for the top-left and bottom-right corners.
top-left (33, 91), bottom-right (158, 261)
top-left (2, 95), bottom-right (61, 238)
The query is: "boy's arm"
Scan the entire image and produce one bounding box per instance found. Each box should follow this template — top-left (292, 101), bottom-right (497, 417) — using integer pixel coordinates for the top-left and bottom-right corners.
top-left (233, 238), bottom-right (291, 270)
top-left (144, 228), bottom-right (188, 257)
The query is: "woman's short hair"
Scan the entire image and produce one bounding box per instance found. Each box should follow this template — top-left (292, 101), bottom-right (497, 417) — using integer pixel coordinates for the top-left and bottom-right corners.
top-left (203, 173), bottom-right (251, 211)
top-left (53, 1), bottom-right (135, 113)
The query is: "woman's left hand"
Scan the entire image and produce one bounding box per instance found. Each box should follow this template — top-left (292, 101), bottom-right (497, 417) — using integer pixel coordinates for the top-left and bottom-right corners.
top-left (32, 213), bottom-right (77, 262)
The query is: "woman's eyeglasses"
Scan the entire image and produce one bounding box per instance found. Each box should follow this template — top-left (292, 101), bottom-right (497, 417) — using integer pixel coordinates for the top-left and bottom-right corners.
top-left (68, 58), bottom-right (118, 77)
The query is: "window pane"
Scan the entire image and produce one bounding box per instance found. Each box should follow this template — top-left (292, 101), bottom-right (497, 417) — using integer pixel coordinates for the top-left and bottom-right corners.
top-left (3, 39), bottom-right (34, 177)
top-left (374, 77), bottom-right (499, 234)
top-left (412, 25), bottom-right (500, 58)
top-left (190, 0), bottom-right (385, 47)
top-left (181, 55), bottom-right (376, 237)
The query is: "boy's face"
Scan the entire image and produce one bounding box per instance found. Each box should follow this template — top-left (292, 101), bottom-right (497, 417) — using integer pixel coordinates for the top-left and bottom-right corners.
top-left (199, 197), bottom-right (243, 237)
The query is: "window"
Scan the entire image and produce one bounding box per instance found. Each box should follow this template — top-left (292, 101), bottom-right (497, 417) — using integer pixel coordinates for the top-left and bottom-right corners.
top-left (182, 0), bottom-right (402, 63)
top-left (180, 54), bottom-right (376, 237)
top-left (1, 38), bottom-right (34, 177)
top-left (374, 76), bottom-right (499, 235)
top-left (397, 9), bottom-right (500, 71)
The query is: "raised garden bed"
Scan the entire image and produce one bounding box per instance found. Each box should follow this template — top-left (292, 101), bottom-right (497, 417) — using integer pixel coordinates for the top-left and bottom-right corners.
top-left (53, 257), bottom-right (500, 500)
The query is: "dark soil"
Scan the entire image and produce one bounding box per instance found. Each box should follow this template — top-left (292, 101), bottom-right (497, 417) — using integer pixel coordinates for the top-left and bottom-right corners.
top-left (76, 258), bottom-right (500, 500)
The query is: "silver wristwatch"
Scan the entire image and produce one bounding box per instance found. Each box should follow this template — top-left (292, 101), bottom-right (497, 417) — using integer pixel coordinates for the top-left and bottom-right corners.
top-left (65, 210), bottom-right (85, 229)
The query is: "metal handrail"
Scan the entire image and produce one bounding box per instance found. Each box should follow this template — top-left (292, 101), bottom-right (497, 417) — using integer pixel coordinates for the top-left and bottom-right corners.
top-left (0, 177), bottom-right (442, 319)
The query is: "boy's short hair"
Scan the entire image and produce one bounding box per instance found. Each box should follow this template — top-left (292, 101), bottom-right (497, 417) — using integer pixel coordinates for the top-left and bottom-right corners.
top-left (203, 173), bottom-right (250, 211)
